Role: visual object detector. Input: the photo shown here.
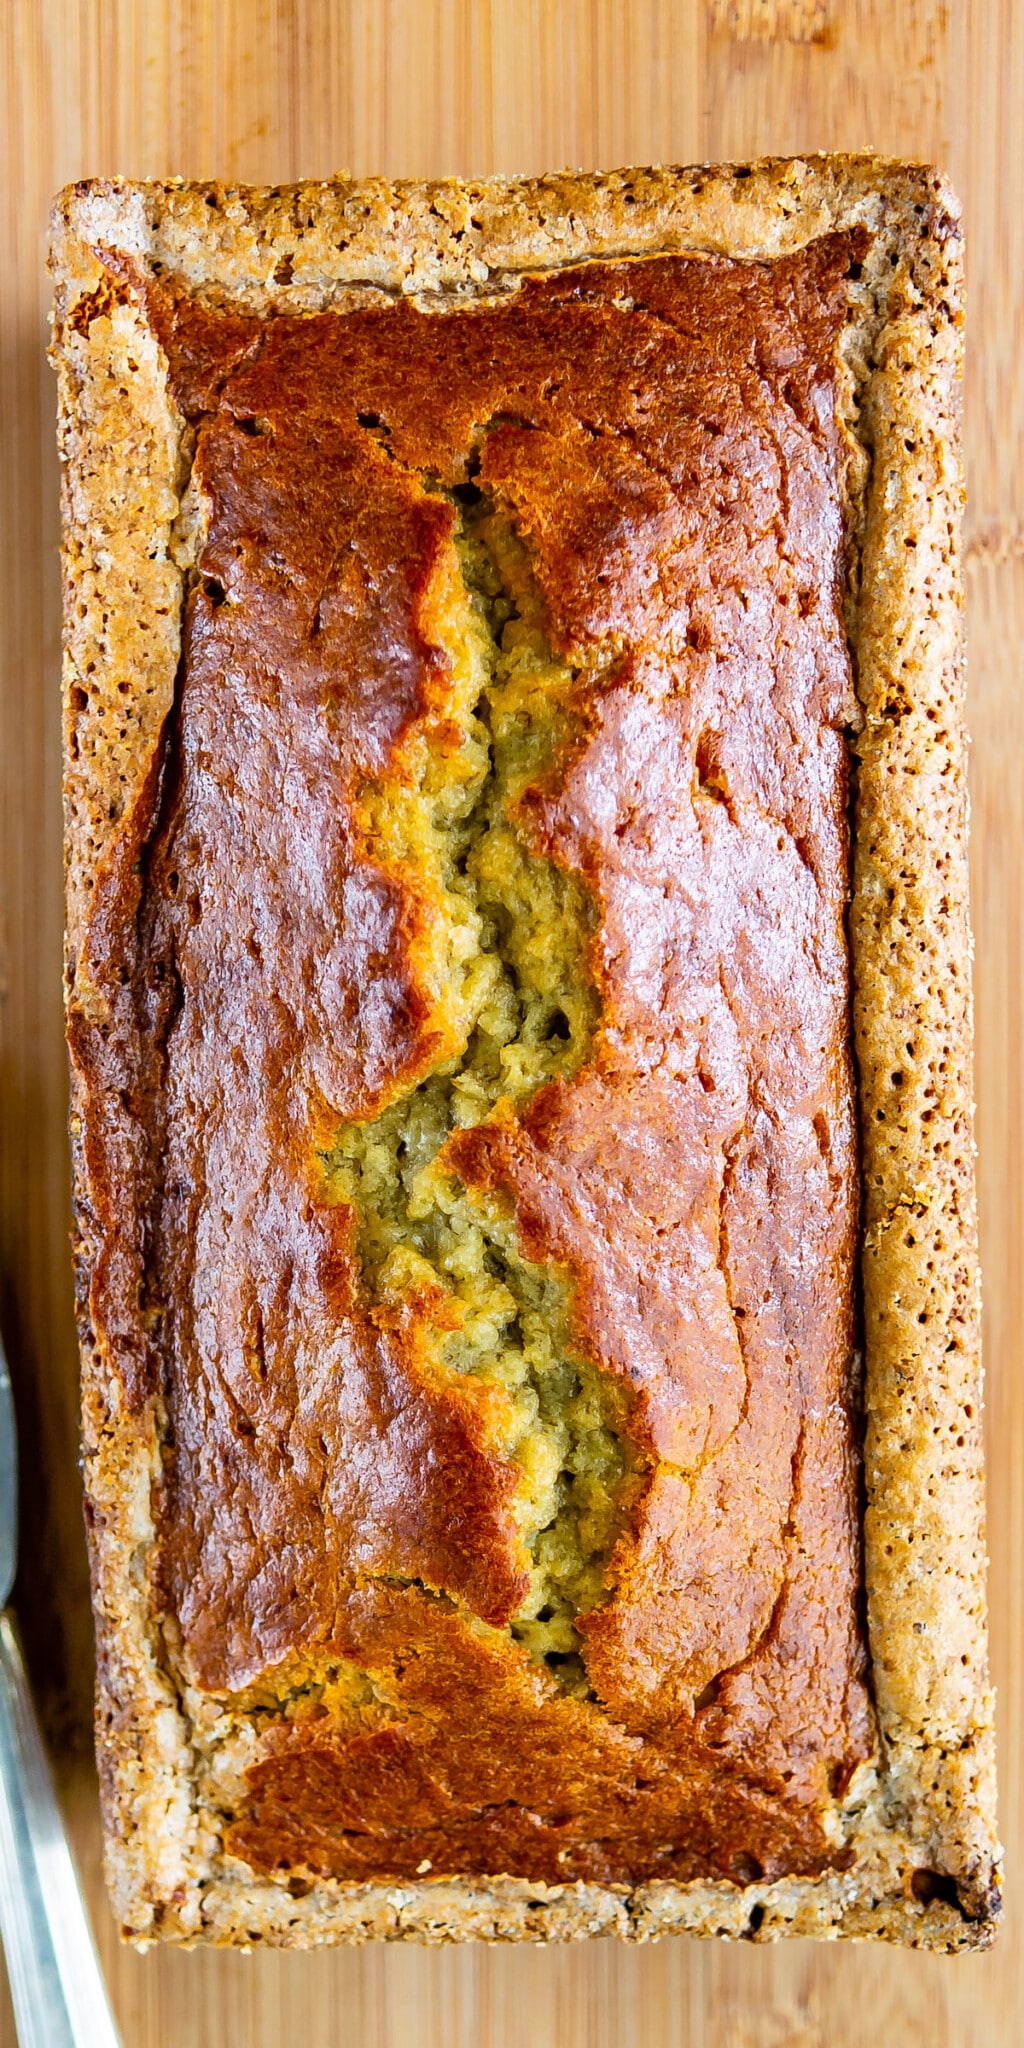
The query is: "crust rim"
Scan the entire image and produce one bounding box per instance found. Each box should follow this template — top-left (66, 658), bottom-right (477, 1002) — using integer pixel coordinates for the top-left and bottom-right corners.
top-left (49, 154), bottom-right (999, 1951)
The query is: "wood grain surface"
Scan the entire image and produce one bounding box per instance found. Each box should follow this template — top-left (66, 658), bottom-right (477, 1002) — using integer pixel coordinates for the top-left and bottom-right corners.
top-left (0, 3), bottom-right (1020, 2042)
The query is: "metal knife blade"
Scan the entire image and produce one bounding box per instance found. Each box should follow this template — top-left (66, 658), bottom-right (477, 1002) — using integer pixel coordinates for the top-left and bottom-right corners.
top-left (0, 1323), bottom-right (122, 2046)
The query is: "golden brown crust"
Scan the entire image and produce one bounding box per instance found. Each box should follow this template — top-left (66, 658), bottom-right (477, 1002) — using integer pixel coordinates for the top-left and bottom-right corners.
top-left (76, 232), bottom-right (871, 1898)
top-left (50, 155), bottom-right (999, 1950)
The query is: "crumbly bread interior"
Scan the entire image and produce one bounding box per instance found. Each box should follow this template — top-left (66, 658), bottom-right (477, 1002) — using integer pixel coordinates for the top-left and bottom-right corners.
top-left (323, 497), bottom-right (641, 1689)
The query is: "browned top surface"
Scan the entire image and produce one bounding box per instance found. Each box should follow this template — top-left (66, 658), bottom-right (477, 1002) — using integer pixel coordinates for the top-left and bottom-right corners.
top-left (70, 229), bottom-right (873, 1890)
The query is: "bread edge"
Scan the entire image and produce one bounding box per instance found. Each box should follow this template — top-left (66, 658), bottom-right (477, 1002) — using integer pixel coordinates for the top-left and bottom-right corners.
top-left (48, 154), bottom-right (1000, 1950)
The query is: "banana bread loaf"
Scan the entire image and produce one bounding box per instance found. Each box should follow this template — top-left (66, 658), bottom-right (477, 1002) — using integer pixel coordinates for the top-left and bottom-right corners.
top-left (50, 157), bottom-right (1000, 1949)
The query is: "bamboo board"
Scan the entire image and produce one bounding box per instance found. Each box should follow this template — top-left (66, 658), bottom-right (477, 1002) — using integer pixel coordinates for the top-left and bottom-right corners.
top-left (0, 4), bottom-right (1020, 2042)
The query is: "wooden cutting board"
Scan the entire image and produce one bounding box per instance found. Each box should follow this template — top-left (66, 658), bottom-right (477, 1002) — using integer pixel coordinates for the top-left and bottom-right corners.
top-left (1, 4), bottom-right (1020, 2042)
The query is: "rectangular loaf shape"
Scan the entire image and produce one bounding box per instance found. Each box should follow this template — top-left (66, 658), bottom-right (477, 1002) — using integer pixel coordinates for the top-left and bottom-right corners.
top-left (50, 156), bottom-right (1000, 1950)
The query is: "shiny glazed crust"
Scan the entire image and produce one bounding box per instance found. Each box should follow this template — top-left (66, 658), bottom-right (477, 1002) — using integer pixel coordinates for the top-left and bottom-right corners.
top-left (49, 157), bottom-right (999, 1950)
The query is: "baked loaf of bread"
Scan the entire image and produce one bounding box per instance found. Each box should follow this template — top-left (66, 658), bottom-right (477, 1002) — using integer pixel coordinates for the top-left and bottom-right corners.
top-left (50, 157), bottom-right (1000, 1950)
